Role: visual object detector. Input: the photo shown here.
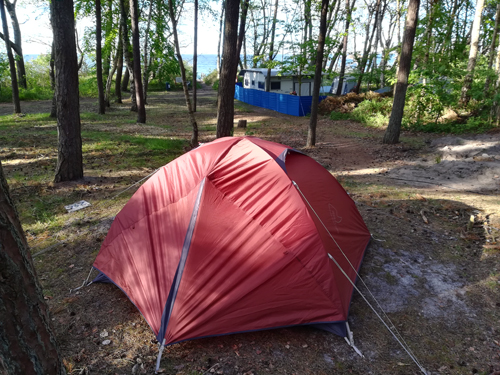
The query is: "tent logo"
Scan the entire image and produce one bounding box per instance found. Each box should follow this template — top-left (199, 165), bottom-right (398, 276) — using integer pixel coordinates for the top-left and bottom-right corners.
top-left (328, 204), bottom-right (342, 233)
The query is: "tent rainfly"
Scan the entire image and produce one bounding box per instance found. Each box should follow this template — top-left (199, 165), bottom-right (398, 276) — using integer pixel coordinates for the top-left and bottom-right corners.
top-left (92, 136), bottom-right (371, 371)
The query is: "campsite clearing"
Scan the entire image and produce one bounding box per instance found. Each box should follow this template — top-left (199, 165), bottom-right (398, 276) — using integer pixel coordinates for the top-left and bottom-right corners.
top-left (1, 86), bottom-right (499, 375)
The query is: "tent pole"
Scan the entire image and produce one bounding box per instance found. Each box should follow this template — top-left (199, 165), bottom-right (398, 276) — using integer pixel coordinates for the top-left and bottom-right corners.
top-left (155, 338), bottom-right (166, 373)
top-left (344, 322), bottom-right (364, 357)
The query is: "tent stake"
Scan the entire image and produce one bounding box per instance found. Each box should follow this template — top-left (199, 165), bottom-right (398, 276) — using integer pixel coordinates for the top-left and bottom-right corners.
top-left (155, 338), bottom-right (166, 374)
top-left (344, 322), bottom-right (364, 358)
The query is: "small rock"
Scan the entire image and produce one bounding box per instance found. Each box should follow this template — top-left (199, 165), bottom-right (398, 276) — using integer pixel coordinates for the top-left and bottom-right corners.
top-left (102, 339), bottom-right (111, 345)
top-left (302, 344), bottom-right (308, 348)
top-left (100, 330), bottom-right (108, 338)
top-left (285, 345), bottom-right (290, 349)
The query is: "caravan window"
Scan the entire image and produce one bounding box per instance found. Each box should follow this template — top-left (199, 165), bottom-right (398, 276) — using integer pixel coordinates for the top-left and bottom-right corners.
top-left (252, 80), bottom-right (255, 86)
top-left (258, 82), bottom-right (265, 89)
top-left (271, 82), bottom-right (281, 90)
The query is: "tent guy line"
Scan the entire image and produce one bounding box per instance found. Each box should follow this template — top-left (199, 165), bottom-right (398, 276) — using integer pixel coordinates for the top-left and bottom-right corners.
top-left (292, 180), bottom-right (428, 375)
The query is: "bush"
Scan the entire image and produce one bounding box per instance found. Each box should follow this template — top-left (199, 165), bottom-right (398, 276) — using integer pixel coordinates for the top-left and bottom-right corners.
top-left (351, 97), bottom-right (393, 128)
top-left (204, 69), bottom-right (218, 86)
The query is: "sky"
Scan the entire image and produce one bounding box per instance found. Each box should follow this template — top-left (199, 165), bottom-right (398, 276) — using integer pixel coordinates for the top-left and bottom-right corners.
top-left (13, 2), bottom-right (221, 57)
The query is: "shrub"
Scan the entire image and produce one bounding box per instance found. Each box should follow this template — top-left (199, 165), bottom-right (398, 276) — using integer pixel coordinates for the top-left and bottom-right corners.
top-left (350, 97), bottom-right (392, 128)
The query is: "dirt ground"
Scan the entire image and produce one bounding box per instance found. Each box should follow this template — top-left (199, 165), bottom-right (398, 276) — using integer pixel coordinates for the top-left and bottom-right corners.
top-left (3, 86), bottom-right (500, 375)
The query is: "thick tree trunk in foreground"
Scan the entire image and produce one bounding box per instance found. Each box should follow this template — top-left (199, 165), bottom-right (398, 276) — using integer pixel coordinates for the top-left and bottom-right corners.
top-left (129, 0), bottom-right (145, 123)
top-left (51, 0), bottom-right (83, 182)
top-left (383, 0), bottom-right (420, 144)
top-left (0, 0), bottom-right (20, 114)
top-left (216, 0), bottom-right (240, 138)
top-left (168, 0), bottom-right (198, 146)
top-left (0, 160), bottom-right (65, 375)
top-left (459, 0), bottom-right (485, 106)
top-left (306, 0), bottom-right (329, 147)
top-left (96, 0), bottom-right (105, 114)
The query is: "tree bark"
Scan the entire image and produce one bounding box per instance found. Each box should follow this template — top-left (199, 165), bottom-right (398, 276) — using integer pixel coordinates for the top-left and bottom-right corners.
top-left (4, 0), bottom-right (26, 89)
top-left (236, 0), bottom-right (250, 65)
top-left (50, 42), bottom-right (57, 118)
top-left (459, 0), bottom-right (485, 106)
top-left (484, 3), bottom-right (500, 93)
top-left (193, 0), bottom-right (198, 112)
top-left (102, 0), bottom-right (113, 79)
top-left (130, 0), bottom-right (146, 122)
top-left (51, 0), bottom-right (83, 182)
top-left (121, 66), bottom-right (129, 92)
top-left (0, 160), bottom-right (66, 375)
top-left (0, 0), bottom-right (20, 114)
top-left (383, 0), bottom-right (420, 144)
top-left (119, 0), bottom-right (136, 111)
top-left (265, 0), bottom-right (279, 92)
top-left (216, 0), bottom-right (240, 138)
top-left (168, 0), bottom-right (198, 146)
top-left (142, 0), bottom-right (153, 104)
top-left (105, 34), bottom-right (120, 107)
top-left (115, 34), bottom-right (123, 103)
top-left (96, 0), bottom-right (105, 114)
top-left (217, 0), bottom-right (226, 78)
top-left (306, 0), bottom-right (329, 147)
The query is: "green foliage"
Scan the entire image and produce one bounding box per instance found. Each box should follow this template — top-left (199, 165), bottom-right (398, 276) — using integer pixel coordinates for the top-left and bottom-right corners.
top-left (402, 115), bottom-right (494, 134)
top-left (351, 97), bottom-right (393, 128)
top-left (329, 111), bottom-right (352, 121)
top-left (79, 75), bottom-right (99, 98)
top-left (204, 69), bottom-right (218, 86)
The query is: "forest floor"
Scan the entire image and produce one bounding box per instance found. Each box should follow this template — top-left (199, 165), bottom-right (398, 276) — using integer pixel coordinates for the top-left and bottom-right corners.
top-left (1, 85), bottom-right (499, 375)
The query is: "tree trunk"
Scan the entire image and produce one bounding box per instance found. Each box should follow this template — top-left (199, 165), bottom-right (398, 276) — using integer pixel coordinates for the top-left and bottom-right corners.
top-left (130, 0), bottom-right (146, 122)
top-left (0, 160), bottom-right (66, 375)
top-left (102, 0), bottom-right (113, 79)
top-left (383, 0), bottom-right (420, 144)
top-left (0, 0), bottom-right (20, 113)
top-left (490, 46), bottom-right (500, 124)
top-left (51, 0), bottom-right (83, 182)
top-left (336, 0), bottom-right (354, 96)
top-left (459, 0), bottom-right (485, 106)
top-left (306, 0), bottom-right (329, 147)
top-left (193, 0), bottom-right (198, 112)
top-left (216, 0), bottom-right (240, 138)
top-left (50, 42), bottom-right (57, 118)
top-left (354, 0), bottom-right (380, 94)
top-left (217, 0), bottom-right (225, 78)
top-left (168, 0), bottom-right (198, 146)
top-left (484, 3), bottom-right (500, 93)
top-left (236, 0), bottom-right (250, 67)
top-left (121, 66), bottom-right (129, 92)
top-left (105, 35), bottom-right (120, 107)
top-left (96, 0), bottom-right (105, 114)
top-left (265, 0), bottom-right (279, 92)
top-left (142, 0), bottom-right (153, 104)
top-left (119, 0), bottom-right (136, 111)
top-left (115, 35), bottom-right (123, 103)
top-left (4, 0), bottom-right (26, 89)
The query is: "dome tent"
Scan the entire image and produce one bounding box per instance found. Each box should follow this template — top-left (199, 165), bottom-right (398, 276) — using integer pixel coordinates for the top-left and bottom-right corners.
top-left (92, 136), bottom-right (371, 368)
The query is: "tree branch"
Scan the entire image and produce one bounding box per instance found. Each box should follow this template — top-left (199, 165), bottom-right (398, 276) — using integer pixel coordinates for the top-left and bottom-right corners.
top-left (0, 31), bottom-right (21, 56)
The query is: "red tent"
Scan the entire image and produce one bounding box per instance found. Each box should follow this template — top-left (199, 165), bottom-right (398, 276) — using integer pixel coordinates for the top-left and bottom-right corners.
top-left (93, 136), bottom-right (370, 350)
